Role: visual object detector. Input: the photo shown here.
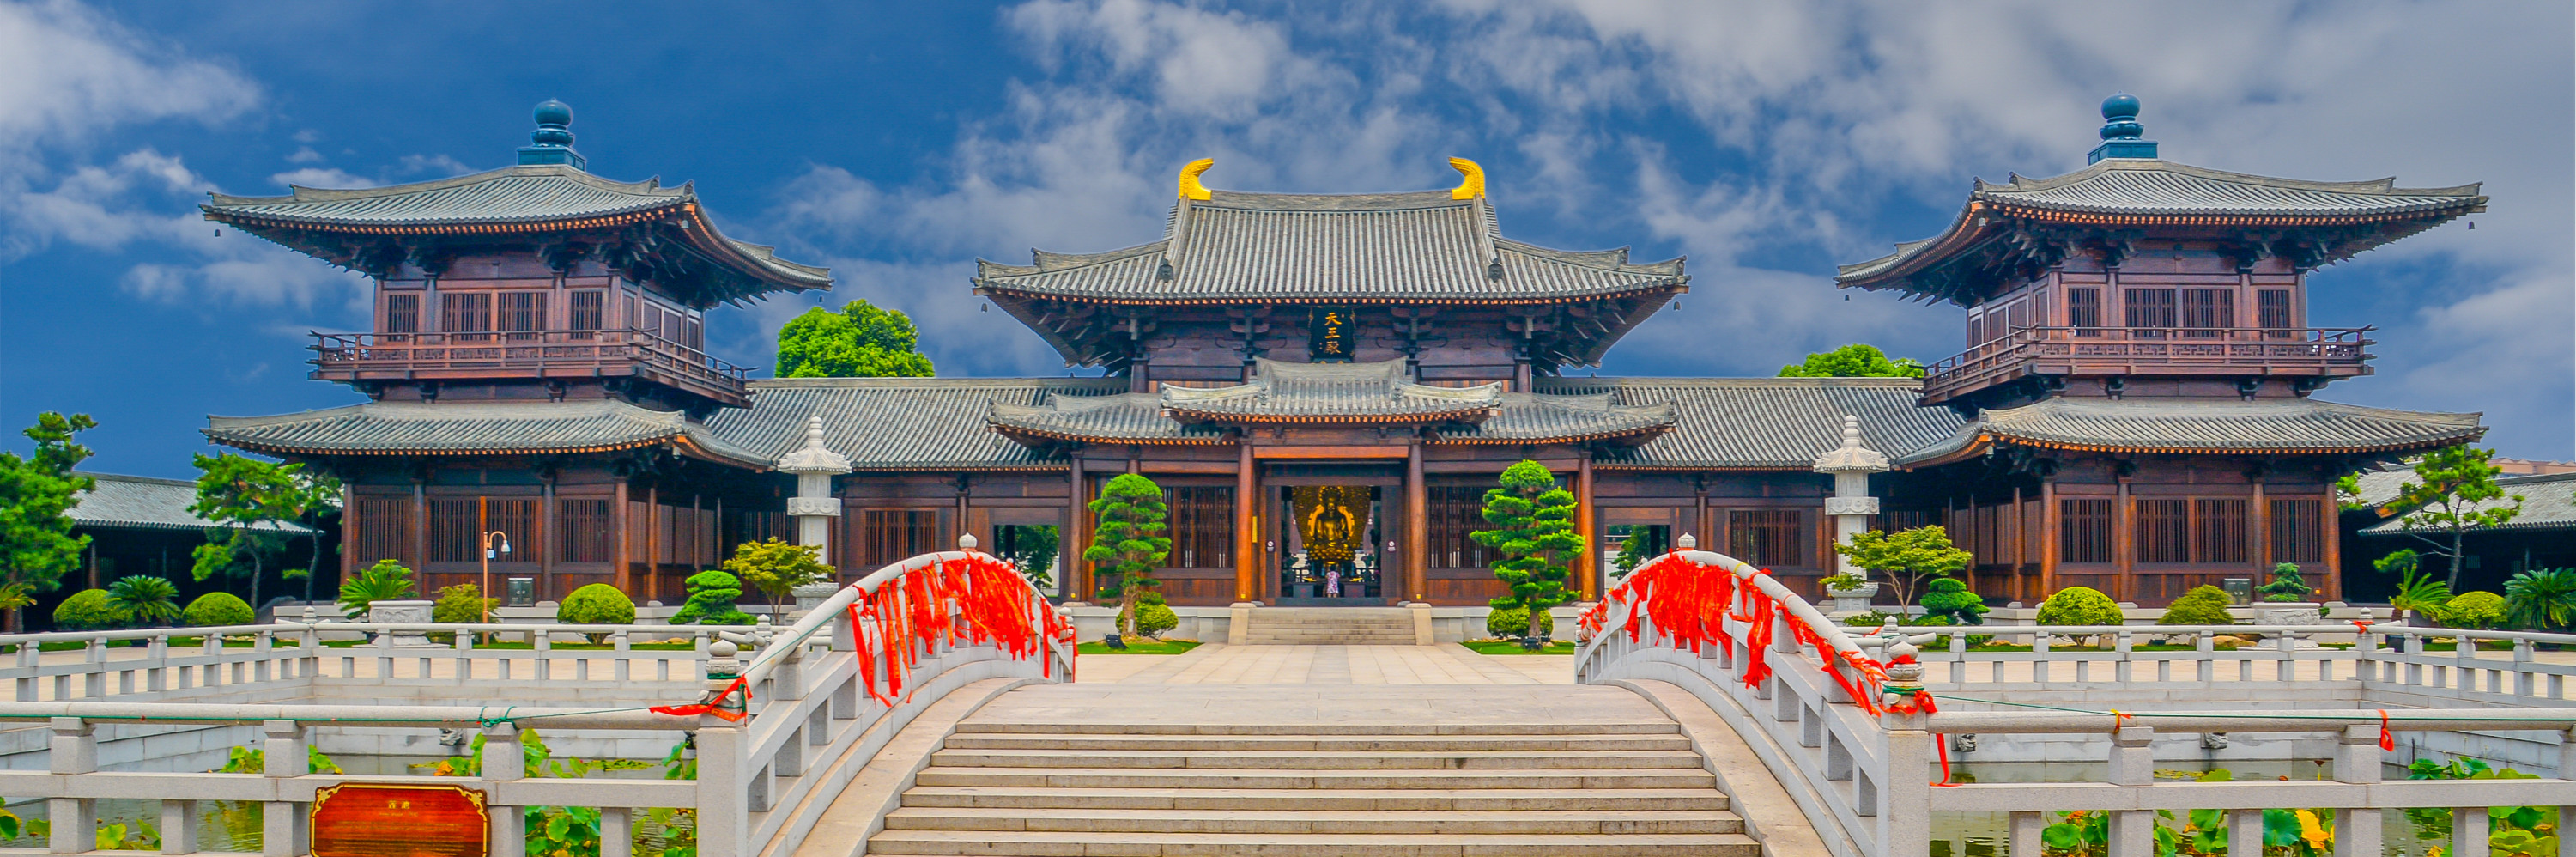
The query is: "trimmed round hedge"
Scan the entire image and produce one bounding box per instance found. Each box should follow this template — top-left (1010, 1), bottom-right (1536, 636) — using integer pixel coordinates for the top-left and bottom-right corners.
top-left (54, 589), bottom-right (123, 631)
top-left (2036, 587), bottom-right (2124, 627)
top-left (2158, 586), bottom-right (2237, 626)
top-left (181, 593), bottom-right (255, 628)
top-left (558, 584), bottom-right (637, 625)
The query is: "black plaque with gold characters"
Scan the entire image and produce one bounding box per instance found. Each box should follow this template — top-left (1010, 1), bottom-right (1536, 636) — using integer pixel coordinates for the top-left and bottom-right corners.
top-left (1307, 307), bottom-right (1356, 362)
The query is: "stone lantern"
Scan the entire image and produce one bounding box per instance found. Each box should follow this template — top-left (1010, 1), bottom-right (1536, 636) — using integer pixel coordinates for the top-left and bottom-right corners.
top-left (1812, 415), bottom-right (1889, 613)
top-left (777, 416), bottom-right (852, 614)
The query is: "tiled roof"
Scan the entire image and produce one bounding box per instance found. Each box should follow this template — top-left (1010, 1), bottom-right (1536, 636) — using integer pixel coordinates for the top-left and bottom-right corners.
top-left (2362, 471), bottom-right (2576, 535)
top-left (1896, 397), bottom-right (2485, 466)
top-left (1163, 359), bottom-right (1501, 424)
top-left (69, 473), bottom-right (312, 533)
top-left (1436, 393), bottom-right (1676, 444)
top-left (1837, 159), bottom-right (2483, 289)
top-left (1538, 378), bottom-right (1961, 469)
top-left (204, 399), bottom-right (770, 468)
top-left (989, 393), bottom-right (1225, 445)
top-left (200, 165), bottom-right (830, 295)
top-left (719, 378), bottom-right (1130, 467)
top-left (973, 189), bottom-right (1684, 304)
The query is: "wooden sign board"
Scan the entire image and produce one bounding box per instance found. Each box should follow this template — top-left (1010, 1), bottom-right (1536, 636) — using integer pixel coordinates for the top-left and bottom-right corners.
top-left (312, 783), bottom-right (490, 857)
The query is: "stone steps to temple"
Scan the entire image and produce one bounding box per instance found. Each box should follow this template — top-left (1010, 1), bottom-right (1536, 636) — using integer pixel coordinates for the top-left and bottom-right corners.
top-left (1238, 607), bottom-right (1421, 646)
top-left (870, 716), bottom-right (1755, 857)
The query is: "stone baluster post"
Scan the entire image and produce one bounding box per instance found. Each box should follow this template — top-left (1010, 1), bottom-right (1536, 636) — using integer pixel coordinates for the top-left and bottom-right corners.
top-left (1812, 415), bottom-right (1889, 611)
top-left (779, 416), bottom-right (853, 616)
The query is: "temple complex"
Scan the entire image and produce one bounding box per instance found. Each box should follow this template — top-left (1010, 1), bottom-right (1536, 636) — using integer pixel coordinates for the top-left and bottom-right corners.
top-left (203, 96), bottom-right (2487, 611)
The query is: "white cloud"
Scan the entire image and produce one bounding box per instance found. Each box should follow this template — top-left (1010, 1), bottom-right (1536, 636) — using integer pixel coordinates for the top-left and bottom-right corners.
top-left (270, 167), bottom-right (374, 189)
top-left (0, 0), bottom-right (257, 151)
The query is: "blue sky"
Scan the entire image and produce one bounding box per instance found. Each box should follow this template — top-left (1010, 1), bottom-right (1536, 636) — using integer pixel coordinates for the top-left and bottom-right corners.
top-left (3, 0), bottom-right (2570, 477)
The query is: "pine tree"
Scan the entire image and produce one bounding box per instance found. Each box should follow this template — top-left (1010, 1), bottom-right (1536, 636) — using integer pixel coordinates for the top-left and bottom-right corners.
top-left (1082, 474), bottom-right (1170, 638)
top-left (2342, 446), bottom-right (2526, 588)
top-left (1471, 460), bottom-right (1583, 643)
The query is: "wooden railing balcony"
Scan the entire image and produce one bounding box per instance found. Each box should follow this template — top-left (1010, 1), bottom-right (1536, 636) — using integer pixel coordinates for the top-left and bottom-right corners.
top-left (1918, 325), bottom-right (2373, 405)
top-left (311, 329), bottom-right (755, 406)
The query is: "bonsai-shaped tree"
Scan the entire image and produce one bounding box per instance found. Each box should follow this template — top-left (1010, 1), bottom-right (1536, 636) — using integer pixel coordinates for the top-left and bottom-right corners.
top-left (1918, 577), bottom-right (1990, 625)
top-left (2258, 562), bottom-right (2313, 603)
top-left (1471, 460), bottom-right (1583, 647)
top-left (1833, 525), bottom-right (1972, 611)
top-left (0, 412), bottom-right (96, 631)
top-left (106, 575), bottom-right (182, 627)
top-left (1082, 474), bottom-right (1170, 639)
top-left (674, 570), bottom-right (755, 625)
top-left (724, 538), bottom-right (832, 615)
top-left (2341, 445), bottom-right (2526, 588)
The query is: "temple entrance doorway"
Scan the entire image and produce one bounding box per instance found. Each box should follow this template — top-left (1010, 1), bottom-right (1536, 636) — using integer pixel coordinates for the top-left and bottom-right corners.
top-left (1271, 484), bottom-right (1388, 605)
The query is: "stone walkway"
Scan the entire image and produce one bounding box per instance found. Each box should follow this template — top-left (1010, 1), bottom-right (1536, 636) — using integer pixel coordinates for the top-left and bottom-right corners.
top-left (1076, 644), bottom-right (1576, 685)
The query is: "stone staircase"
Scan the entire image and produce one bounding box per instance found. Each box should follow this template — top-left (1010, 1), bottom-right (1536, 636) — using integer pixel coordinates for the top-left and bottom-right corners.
top-left (864, 719), bottom-right (1759, 856)
top-left (1240, 606), bottom-right (1419, 645)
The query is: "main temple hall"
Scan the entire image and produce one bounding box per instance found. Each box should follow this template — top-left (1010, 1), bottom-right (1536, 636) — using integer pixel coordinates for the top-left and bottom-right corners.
top-left (197, 96), bottom-right (2488, 610)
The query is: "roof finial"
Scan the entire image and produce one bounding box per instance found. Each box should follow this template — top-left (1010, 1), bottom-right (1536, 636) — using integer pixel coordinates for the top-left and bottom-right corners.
top-left (518, 99), bottom-right (588, 170)
top-left (2086, 93), bottom-right (2156, 165)
top-left (1178, 158), bottom-right (1214, 201)
top-left (1449, 157), bottom-right (1486, 200)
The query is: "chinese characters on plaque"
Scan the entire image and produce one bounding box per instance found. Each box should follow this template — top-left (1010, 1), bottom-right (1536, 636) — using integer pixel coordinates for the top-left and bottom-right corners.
top-left (1308, 307), bottom-right (1355, 362)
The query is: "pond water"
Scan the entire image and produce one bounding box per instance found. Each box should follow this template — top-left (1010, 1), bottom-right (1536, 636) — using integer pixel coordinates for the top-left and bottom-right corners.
top-left (0, 754), bottom-right (694, 854)
top-left (1931, 760), bottom-right (2500, 857)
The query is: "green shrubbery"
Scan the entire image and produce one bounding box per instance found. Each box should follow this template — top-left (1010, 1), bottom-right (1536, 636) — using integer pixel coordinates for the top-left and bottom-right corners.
top-left (1918, 577), bottom-right (1989, 625)
top-left (181, 592), bottom-right (254, 628)
top-left (52, 589), bottom-right (122, 630)
top-left (2036, 587), bottom-right (2123, 626)
top-left (431, 584), bottom-right (496, 623)
top-left (2440, 591), bottom-right (2506, 629)
top-left (1132, 593), bottom-right (1178, 638)
top-left (559, 584), bottom-right (637, 625)
top-left (336, 558), bottom-right (416, 618)
top-left (674, 570), bottom-right (755, 625)
top-left (1486, 606), bottom-right (1555, 639)
top-left (2159, 586), bottom-right (2238, 626)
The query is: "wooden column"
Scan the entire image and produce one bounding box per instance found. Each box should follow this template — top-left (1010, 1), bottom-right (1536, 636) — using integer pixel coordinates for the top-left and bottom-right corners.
top-left (612, 480), bottom-right (630, 594)
top-left (410, 477), bottom-right (428, 574)
top-left (2010, 485), bottom-right (2025, 599)
top-left (2320, 486), bottom-right (2343, 601)
top-left (1236, 444), bottom-right (1258, 602)
top-left (540, 475), bottom-right (556, 600)
top-left (336, 483), bottom-right (356, 581)
top-left (2040, 480), bottom-right (2059, 601)
top-left (1067, 456), bottom-right (1088, 600)
top-left (644, 485), bottom-right (660, 605)
top-left (1576, 453), bottom-right (1597, 600)
top-left (2252, 478), bottom-right (2271, 569)
top-left (2113, 477), bottom-right (2135, 604)
top-left (1405, 441), bottom-right (1428, 604)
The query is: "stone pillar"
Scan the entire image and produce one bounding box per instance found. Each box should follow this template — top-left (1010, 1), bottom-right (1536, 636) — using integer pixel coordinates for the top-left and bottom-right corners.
top-left (1811, 414), bottom-right (1889, 582)
top-left (777, 416), bottom-right (852, 582)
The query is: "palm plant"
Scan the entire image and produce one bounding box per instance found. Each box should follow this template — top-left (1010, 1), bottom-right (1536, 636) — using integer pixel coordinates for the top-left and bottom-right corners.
top-left (336, 559), bottom-right (417, 619)
top-left (105, 576), bottom-right (182, 627)
top-left (2503, 568), bottom-right (2576, 632)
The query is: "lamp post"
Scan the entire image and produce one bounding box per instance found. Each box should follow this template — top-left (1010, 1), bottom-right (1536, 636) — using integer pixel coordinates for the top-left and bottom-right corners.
top-left (480, 530), bottom-right (512, 623)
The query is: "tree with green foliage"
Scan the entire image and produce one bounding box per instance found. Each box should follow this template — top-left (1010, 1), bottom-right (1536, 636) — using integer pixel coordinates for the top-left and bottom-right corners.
top-left (1833, 525), bottom-right (1973, 611)
top-left (190, 453), bottom-right (336, 609)
top-left (1919, 577), bottom-right (1991, 625)
top-left (2339, 446), bottom-right (2526, 588)
top-left (2441, 591), bottom-right (2506, 629)
top-left (182, 592), bottom-right (254, 628)
top-left (723, 538), bottom-right (832, 615)
top-left (1083, 474), bottom-right (1171, 639)
top-left (2258, 562), bottom-right (2313, 602)
top-left (1610, 526), bottom-right (1668, 580)
top-left (2036, 587), bottom-right (2124, 626)
top-left (674, 570), bottom-right (755, 625)
top-left (2158, 586), bottom-right (2237, 626)
top-left (2504, 568), bottom-right (2576, 632)
top-left (1778, 343), bottom-right (1926, 378)
top-left (431, 584), bottom-right (497, 624)
top-left (997, 525), bottom-right (1060, 591)
top-left (2379, 550), bottom-right (2455, 619)
top-left (336, 559), bottom-right (415, 619)
top-left (557, 584), bottom-right (636, 642)
top-left (775, 299), bottom-right (936, 378)
top-left (1471, 460), bottom-right (1584, 644)
top-left (106, 575), bottom-right (182, 627)
top-left (0, 412), bottom-right (97, 631)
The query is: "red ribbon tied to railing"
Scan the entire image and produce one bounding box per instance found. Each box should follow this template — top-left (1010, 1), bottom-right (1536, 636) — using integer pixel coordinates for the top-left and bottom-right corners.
top-left (652, 676), bottom-right (754, 722)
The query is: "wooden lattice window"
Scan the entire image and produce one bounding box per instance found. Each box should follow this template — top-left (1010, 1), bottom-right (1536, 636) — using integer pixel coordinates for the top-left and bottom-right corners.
top-left (349, 497), bottom-right (415, 568)
top-left (1165, 487), bottom-right (1233, 569)
top-left (1727, 509), bottom-right (1805, 568)
top-left (568, 290), bottom-right (604, 337)
top-left (858, 510), bottom-right (939, 570)
top-left (1427, 486), bottom-right (1489, 569)
top-left (440, 292), bottom-right (493, 340)
top-left (383, 294), bottom-right (420, 335)
top-left (2270, 498), bottom-right (2324, 563)
top-left (2124, 288), bottom-right (2177, 337)
top-left (2060, 499), bottom-right (2112, 563)
top-left (2192, 498), bottom-right (2249, 564)
top-left (556, 499), bottom-right (613, 563)
top-left (2259, 289), bottom-right (2294, 337)
top-left (2134, 499), bottom-right (2190, 564)
top-left (2181, 289), bottom-right (2234, 337)
top-left (426, 497), bottom-right (536, 562)
top-left (498, 291), bottom-right (547, 340)
top-left (2066, 289), bottom-right (2102, 337)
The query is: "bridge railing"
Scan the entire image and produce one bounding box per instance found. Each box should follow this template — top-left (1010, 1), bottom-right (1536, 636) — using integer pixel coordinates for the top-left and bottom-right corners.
top-left (1578, 544), bottom-right (2576, 857)
top-left (0, 544), bottom-right (1072, 857)
top-left (0, 623), bottom-right (739, 704)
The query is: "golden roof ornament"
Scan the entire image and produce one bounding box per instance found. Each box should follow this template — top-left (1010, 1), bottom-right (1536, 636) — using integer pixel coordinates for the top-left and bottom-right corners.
top-left (1449, 157), bottom-right (1486, 199)
top-left (1178, 158), bottom-right (1215, 201)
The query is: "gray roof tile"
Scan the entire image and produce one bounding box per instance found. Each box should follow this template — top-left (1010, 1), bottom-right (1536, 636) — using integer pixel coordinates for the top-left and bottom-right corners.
top-left (204, 165), bottom-right (691, 228)
top-left (204, 399), bottom-right (769, 467)
top-left (721, 378), bottom-right (1130, 467)
top-left (1539, 378), bottom-right (1960, 468)
top-left (1896, 397), bottom-right (2486, 465)
top-left (1163, 359), bottom-right (1501, 422)
top-left (2361, 471), bottom-right (2576, 535)
top-left (69, 473), bottom-right (312, 533)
